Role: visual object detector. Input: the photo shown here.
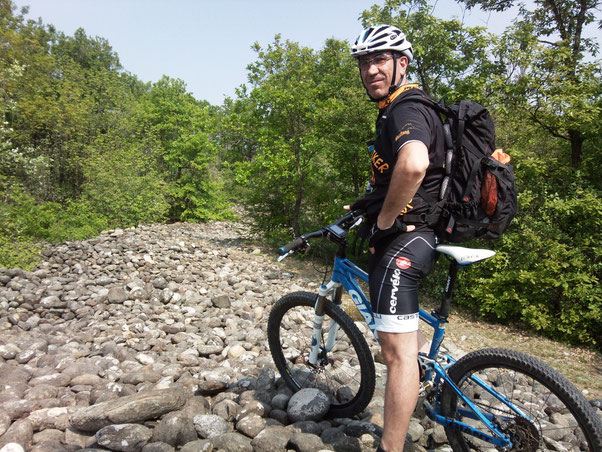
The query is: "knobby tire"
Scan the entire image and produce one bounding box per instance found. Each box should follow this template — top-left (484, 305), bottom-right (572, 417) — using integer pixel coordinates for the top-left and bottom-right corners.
top-left (268, 291), bottom-right (376, 418)
top-left (440, 348), bottom-right (602, 451)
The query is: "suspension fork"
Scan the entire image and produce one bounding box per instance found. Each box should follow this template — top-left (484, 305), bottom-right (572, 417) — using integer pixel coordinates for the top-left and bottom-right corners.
top-left (308, 281), bottom-right (343, 365)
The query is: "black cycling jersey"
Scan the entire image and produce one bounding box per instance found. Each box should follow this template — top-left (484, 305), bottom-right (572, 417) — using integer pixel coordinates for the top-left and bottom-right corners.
top-left (368, 85), bottom-right (445, 230)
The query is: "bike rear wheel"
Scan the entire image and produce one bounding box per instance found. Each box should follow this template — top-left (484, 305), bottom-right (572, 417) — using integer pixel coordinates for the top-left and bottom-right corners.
top-left (267, 291), bottom-right (375, 418)
top-left (440, 348), bottom-right (602, 451)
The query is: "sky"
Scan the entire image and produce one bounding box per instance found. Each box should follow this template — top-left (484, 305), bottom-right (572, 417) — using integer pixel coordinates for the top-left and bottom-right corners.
top-left (12, 0), bottom-right (510, 106)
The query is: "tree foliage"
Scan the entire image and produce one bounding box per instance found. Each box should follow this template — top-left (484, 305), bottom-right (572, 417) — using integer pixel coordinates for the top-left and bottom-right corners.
top-left (461, 0), bottom-right (602, 167)
top-left (138, 76), bottom-right (233, 222)
top-left (359, 0), bottom-right (497, 102)
top-left (1, 0), bottom-right (601, 346)
top-left (220, 36), bottom-right (371, 240)
top-left (0, 0), bottom-right (233, 270)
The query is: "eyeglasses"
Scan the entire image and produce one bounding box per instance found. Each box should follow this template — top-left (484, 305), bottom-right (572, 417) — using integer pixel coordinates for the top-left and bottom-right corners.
top-left (358, 53), bottom-right (393, 70)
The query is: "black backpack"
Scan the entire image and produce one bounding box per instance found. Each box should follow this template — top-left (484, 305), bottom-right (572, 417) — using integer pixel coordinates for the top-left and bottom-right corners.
top-left (400, 93), bottom-right (518, 243)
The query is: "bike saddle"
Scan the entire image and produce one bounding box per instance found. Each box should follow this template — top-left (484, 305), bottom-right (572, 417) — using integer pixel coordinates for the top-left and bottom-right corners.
top-left (436, 245), bottom-right (496, 265)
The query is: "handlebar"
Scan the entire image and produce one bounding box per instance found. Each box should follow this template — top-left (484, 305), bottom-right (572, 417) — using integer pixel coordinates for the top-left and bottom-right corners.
top-left (278, 237), bottom-right (307, 255)
top-left (278, 210), bottom-right (364, 257)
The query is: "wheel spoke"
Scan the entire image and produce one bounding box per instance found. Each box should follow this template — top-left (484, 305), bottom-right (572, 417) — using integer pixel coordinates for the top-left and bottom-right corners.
top-left (268, 292), bottom-right (375, 418)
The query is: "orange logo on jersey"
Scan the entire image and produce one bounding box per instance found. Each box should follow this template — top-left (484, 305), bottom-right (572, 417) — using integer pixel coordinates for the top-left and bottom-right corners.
top-left (395, 130), bottom-right (410, 141)
top-left (400, 201), bottom-right (414, 215)
top-left (371, 149), bottom-right (390, 174)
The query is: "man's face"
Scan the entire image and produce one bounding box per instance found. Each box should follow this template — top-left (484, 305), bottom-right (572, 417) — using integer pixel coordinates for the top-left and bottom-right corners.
top-left (358, 51), bottom-right (406, 99)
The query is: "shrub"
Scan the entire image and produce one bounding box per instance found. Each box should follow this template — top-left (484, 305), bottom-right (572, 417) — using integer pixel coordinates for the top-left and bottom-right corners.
top-left (457, 151), bottom-right (601, 346)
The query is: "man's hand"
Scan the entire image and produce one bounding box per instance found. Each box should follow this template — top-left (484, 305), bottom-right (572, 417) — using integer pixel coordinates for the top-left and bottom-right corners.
top-left (369, 220), bottom-right (405, 248)
top-left (369, 218), bottom-right (415, 254)
top-left (346, 205), bottom-right (415, 254)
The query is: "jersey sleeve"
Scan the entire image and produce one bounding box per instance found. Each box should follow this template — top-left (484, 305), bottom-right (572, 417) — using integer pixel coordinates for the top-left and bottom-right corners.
top-left (388, 103), bottom-right (433, 154)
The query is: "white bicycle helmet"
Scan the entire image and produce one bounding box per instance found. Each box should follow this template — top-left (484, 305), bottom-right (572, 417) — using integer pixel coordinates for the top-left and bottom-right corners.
top-left (351, 24), bottom-right (413, 62)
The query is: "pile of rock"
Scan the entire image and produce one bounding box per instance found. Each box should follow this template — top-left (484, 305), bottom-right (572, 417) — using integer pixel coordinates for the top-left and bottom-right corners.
top-left (0, 221), bottom-right (493, 451)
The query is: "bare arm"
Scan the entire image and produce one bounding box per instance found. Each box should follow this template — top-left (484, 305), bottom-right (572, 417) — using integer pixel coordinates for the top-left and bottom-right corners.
top-left (377, 141), bottom-right (429, 230)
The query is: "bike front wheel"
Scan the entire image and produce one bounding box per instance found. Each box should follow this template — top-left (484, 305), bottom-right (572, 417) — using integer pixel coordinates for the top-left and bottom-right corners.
top-left (440, 348), bottom-right (602, 451)
top-left (267, 291), bottom-right (375, 418)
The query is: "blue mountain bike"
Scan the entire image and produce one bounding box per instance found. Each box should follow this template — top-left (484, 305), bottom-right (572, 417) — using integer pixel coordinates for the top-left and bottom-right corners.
top-left (267, 210), bottom-right (602, 451)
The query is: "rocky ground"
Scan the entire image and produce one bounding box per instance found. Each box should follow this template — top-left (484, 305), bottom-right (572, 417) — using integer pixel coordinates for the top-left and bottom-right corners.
top-left (0, 220), bottom-right (600, 452)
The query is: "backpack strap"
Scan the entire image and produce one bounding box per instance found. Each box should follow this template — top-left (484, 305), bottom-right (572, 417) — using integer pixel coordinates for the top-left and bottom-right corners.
top-left (455, 102), bottom-right (467, 153)
top-left (401, 186), bottom-right (443, 226)
top-left (390, 91), bottom-right (446, 115)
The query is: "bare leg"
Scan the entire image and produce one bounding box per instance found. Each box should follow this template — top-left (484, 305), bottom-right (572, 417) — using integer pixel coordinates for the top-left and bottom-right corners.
top-left (417, 329), bottom-right (430, 354)
top-left (378, 330), bottom-right (419, 452)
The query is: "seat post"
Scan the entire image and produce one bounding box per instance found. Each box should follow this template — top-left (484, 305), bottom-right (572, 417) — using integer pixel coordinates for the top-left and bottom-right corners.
top-left (433, 259), bottom-right (460, 321)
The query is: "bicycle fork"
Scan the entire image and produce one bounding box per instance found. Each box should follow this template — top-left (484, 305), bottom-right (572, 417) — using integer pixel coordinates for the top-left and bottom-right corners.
top-left (308, 282), bottom-right (342, 366)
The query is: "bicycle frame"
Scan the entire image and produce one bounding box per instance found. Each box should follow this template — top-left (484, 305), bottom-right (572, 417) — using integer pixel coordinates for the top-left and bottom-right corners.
top-left (321, 255), bottom-right (447, 361)
top-left (308, 254), bottom-right (514, 448)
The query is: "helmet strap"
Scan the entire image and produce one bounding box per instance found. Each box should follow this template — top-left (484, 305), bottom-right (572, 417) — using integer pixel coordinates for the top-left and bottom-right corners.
top-left (389, 54), bottom-right (399, 95)
top-left (388, 54), bottom-right (408, 95)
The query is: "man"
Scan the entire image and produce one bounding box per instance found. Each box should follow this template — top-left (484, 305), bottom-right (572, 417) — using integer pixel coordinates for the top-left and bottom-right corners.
top-left (349, 25), bottom-right (445, 452)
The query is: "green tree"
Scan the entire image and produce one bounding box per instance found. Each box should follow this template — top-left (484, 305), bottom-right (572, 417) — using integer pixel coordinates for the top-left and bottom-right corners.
top-left (81, 132), bottom-right (169, 227)
top-left (460, 142), bottom-right (602, 346)
top-left (308, 38), bottom-right (374, 223)
top-left (222, 37), bottom-right (325, 238)
top-left (461, 0), bottom-right (602, 167)
top-left (139, 76), bottom-right (233, 222)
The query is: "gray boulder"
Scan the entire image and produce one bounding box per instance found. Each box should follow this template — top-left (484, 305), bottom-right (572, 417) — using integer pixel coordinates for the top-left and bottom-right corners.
top-left (287, 389), bottom-right (330, 423)
top-left (250, 426), bottom-right (291, 452)
top-left (70, 389), bottom-right (186, 432)
top-left (210, 432), bottom-right (253, 452)
top-left (211, 295), bottom-right (230, 309)
top-left (0, 419), bottom-right (33, 449)
top-left (141, 442), bottom-right (176, 452)
top-left (288, 432), bottom-right (327, 452)
top-left (95, 424), bottom-right (152, 452)
top-left (151, 411), bottom-right (197, 447)
top-left (193, 414), bottom-right (230, 439)
top-left (179, 439), bottom-right (213, 452)
top-left (235, 414), bottom-right (267, 439)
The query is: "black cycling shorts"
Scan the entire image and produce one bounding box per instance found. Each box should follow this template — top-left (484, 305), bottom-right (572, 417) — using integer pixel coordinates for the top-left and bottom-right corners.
top-left (368, 231), bottom-right (437, 333)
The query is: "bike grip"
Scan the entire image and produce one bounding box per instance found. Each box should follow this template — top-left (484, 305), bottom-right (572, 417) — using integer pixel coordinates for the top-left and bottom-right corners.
top-left (279, 237), bottom-right (304, 255)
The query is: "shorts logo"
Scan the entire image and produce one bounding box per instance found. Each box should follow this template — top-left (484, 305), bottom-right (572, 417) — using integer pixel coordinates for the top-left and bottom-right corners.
top-left (396, 257), bottom-right (411, 269)
top-left (397, 313), bottom-right (419, 321)
top-left (389, 268), bottom-right (401, 314)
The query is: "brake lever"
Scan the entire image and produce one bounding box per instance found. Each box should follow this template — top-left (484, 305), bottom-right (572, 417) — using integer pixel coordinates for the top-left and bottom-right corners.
top-left (277, 250), bottom-right (294, 262)
top-left (349, 217), bottom-right (364, 231)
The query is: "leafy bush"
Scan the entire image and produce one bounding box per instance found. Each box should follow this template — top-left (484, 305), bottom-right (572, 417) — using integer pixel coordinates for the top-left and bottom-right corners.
top-left (81, 137), bottom-right (169, 227)
top-left (42, 200), bottom-right (109, 242)
top-left (0, 179), bottom-right (107, 268)
top-left (0, 234), bottom-right (43, 270)
top-left (457, 150), bottom-right (602, 346)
